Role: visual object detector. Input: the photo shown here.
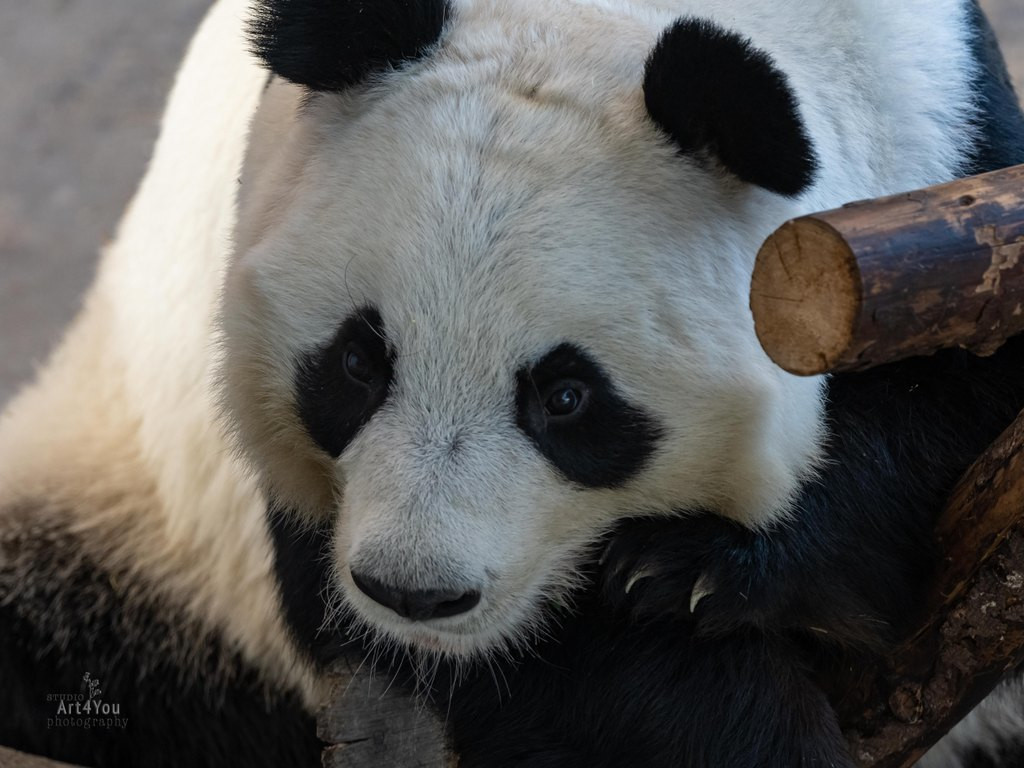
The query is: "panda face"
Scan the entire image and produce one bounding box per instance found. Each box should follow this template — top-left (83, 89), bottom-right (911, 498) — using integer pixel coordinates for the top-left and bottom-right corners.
top-left (222, 6), bottom-right (826, 656)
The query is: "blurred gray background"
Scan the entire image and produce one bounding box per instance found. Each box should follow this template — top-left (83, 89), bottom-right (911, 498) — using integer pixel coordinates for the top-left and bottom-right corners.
top-left (0, 0), bottom-right (1022, 405)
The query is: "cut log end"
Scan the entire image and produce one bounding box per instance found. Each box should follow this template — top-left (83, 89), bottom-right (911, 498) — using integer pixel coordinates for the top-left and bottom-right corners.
top-left (317, 660), bottom-right (454, 768)
top-left (750, 218), bottom-right (861, 376)
top-left (752, 165), bottom-right (1024, 374)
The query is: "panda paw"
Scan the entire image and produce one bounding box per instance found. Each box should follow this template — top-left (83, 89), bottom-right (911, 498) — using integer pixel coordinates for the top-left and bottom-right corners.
top-left (599, 513), bottom-right (774, 634)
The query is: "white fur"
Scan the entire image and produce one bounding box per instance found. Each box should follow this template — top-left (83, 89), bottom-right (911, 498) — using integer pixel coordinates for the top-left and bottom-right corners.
top-left (0, 0), bottom-right (319, 703)
top-left (919, 678), bottom-right (1024, 767)
top-left (0, 0), bottom-right (982, 675)
top-left (220, 0), bottom-right (982, 657)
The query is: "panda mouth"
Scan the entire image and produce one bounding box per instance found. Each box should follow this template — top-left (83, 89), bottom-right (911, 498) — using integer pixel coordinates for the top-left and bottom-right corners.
top-left (329, 527), bottom-right (596, 661)
top-left (336, 572), bottom-right (553, 661)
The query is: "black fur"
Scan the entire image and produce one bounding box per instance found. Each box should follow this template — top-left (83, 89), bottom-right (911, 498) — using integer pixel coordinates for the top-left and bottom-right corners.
top-left (9, 6), bottom-right (1024, 768)
top-left (435, 346), bottom-right (1024, 768)
top-left (515, 343), bottom-right (663, 488)
top-left (272, 339), bottom-right (1024, 767)
top-left (601, 338), bottom-right (1024, 648)
top-left (267, 508), bottom-right (343, 666)
top-left (964, 749), bottom-right (1002, 768)
top-left (266, 515), bottom-right (854, 768)
top-left (249, 0), bottom-right (450, 92)
top-left (444, 602), bottom-right (853, 768)
top-left (295, 306), bottom-right (394, 458)
top-left (965, 0), bottom-right (1024, 173)
top-left (964, 739), bottom-right (1024, 768)
top-left (0, 514), bottom-right (320, 768)
top-left (588, 14), bottom-right (1024, 763)
top-left (429, 321), bottom-right (1024, 768)
top-left (267, 21), bottom-right (1024, 760)
top-left (643, 18), bottom-right (818, 197)
top-left (272, 12), bottom-right (1024, 765)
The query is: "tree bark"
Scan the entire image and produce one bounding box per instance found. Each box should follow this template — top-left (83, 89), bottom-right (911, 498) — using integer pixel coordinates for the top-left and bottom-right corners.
top-left (837, 408), bottom-right (1024, 767)
top-left (750, 164), bottom-right (1024, 376)
top-left (0, 747), bottom-right (84, 768)
top-left (315, 404), bottom-right (1024, 768)
top-left (316, 659), bottom-right (454, 768)
top-left (316, 165), bottom-right (1024, 766)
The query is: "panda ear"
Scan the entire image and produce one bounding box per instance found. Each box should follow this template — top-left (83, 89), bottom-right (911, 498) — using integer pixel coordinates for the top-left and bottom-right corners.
top-left (643, 18), bottom-right (818, 197)
top-left (249, 0), bottom-right (451, 92)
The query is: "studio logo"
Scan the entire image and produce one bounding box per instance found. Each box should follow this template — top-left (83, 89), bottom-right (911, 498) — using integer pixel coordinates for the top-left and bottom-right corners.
top-left (46, 673), bottom-right (128, 730)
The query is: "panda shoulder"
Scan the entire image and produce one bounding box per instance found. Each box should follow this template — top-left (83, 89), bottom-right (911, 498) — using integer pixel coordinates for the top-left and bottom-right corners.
top-left (962, 0), bottom-right (1024, 173)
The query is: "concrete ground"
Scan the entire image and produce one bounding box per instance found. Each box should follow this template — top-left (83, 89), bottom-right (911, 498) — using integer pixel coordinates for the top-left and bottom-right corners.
top-left (0, 1), bottom-right (1022, 405)
top-left (0, 0), bottom-right (210, 404)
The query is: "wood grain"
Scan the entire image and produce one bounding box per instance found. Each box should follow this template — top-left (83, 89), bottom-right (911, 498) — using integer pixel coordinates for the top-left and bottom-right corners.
top-left (751, 164), bottom-right (1024, 375)
top-left (838, 409), bottom-right (1024, 767)
top-left (316, 660), bottom-right (455, 768)
top-left (0, 746), bottom-right (84, 768)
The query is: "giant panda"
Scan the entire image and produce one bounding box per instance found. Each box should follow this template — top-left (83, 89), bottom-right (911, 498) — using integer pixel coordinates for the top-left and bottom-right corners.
top-left (2, 0), bottom-right (1024, 767)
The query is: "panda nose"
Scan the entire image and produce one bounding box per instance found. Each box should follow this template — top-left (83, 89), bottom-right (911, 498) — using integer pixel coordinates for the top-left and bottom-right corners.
top-left (350, 571), bottom-right (481, 620)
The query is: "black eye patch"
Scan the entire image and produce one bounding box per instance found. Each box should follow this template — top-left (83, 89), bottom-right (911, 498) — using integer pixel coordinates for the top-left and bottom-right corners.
top-left (295, 307), bottom-right (394, 458)
top-left (516, 344), bottom-right (663, 488)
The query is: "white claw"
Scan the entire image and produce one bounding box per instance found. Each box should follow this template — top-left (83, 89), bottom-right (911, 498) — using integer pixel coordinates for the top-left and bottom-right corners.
top-left (689, 573), bottom-right (714, 613)
top-left (625, 567), bottom-right (654, 594)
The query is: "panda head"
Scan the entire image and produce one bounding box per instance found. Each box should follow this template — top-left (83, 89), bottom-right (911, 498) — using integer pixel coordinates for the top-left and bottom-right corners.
top-left (222, 0), bottom-right (825, 657)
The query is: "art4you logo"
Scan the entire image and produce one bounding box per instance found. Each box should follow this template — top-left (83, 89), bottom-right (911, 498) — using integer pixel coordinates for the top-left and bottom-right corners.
top-left (47, 672), bottom-right (128, 730)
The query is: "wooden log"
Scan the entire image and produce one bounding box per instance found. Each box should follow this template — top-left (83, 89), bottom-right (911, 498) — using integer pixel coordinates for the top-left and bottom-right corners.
top-left (750, 164), bottom-right (1024, 376)
top-left (313, 421), bottom-right (1024, 768)
top-left (316, 659), bottom-right (454, 768)
top-left (837, 408), bottom-right (1024, 767)
top-left (0, 746), bottom-right (84, 768)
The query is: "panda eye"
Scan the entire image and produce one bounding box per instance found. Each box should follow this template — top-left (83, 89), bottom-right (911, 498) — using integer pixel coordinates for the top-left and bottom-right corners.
top-left (543, 380), bottom-right (589, 420)
top-left (343, 341), bottom-right (374, 384)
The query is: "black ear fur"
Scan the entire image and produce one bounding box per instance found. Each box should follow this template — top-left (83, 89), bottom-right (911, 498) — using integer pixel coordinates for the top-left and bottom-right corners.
top-left (643, 18), bottom-right (818, 196)
top-left (249, 0), bottom-right (450, 92)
